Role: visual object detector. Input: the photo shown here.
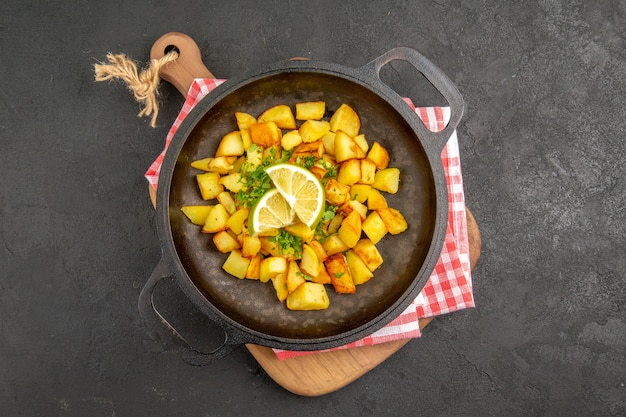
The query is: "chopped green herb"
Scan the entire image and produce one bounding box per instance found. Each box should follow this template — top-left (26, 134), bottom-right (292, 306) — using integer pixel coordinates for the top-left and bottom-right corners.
top-left (268, 229), bottom-right (303, 259)
top-left (334, 271), bottom-right (345, 278)
top-left (295, 155), bottom-right (317, 170)
top-left (296, 271), bottom-right (313, 282)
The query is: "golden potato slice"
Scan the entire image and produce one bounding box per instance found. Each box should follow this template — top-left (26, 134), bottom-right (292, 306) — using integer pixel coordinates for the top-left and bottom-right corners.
top-left (215, 131), bottom-right (245, 157)
top-left (299, 243), bottom-right (321, 277)
top-left (346, 249), bottom-right (374, 285)
top-left (181, 205), bottom-right (214, 226)
top-left (372, 168), bottom-right (401, 194)
top-left (222, 250), bottom-right (250, 279)
top-left (329, 104), bottom-right (360, 137)
top-left (376, 207), bottom-right (408, 235)
top-left (286, 282), bottom-right (330, 310)
top-left (286, 260), bottom-right (306, 293)
top-left (219, 173), bottom-right (246, 193)
top-left (349, 184), bottom-right (372, 204)
top-left (334, 130), bottom-right (366, 162)
top-left (281, 130), bottom-right (303, 151)
top-left (241, 234), bottom-right (261, 258)
top-left (296, 101), bottom-right (326, 120)
top-left (325, 253), bottom-right (356, 294)
top-left (359, 159), bottom-right (377, 185)
top-left (337, 199), bottom-right (368, 220)
top-left (324, 178), bottom-right (351, 205)
top-left (216, 191), bottom-right (237, 215)
top-left (258, 104), bottom-right (296, 130)
top-left (202, 203), bottom-right (230, 234)
top-left (354, 134), bottom-right (369, 153)
top-left (271, 273), bottom-right (288, 302)
top-left (248, 122), bottom-right (282, 147)
top-left (353, 238), bottom-right (383, 271)
top-left (361, 211), bottom-right (388, 244)
top-left (367, 141), bottom-right (390, 169)
top-left (337, 159), bottom-right (361, 185)
top-left (235, 112), bottom-right (257, 130)
top-left (259, 256), bottom-right (287, 283)
top-left (225, 207), bottom-right (249, 234)
top-left (196, 172), bottom-right (224, 200)
top-left (245, 254), bottom-right (262, 280)
top-left (366, 188), bottom-right (388, 210)
top-left (311, 262), bottom-right (332, 284)
top-left (213, 230), bottom-right (241, 253)
top-left (321, 234), bottom-right (350, 256)
top-left (338, 210), bottom-right (362, 248)
top-left (299, 120), bottom-right (331, 143)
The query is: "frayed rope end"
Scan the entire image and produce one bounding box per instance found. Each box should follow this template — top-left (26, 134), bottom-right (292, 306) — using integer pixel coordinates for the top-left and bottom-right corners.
top-left (94, 51), bottom-right (178, 128)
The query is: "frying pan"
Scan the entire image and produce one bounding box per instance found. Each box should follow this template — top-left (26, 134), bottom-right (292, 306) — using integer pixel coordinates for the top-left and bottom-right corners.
top-left (139, 33), bottom-right (463, 366)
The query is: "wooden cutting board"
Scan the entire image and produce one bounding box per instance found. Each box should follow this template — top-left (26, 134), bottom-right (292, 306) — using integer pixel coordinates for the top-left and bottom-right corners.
top-left (147, 32), bottom-right (481, 397)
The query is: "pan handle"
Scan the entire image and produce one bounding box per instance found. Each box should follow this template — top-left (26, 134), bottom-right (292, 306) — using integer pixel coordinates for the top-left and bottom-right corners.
top-left (363, 47), bottom-right (464, 153)
top-left (150, 32), bottom-right (216, 98)
top-left (138, 258), bottom-right (238, 366)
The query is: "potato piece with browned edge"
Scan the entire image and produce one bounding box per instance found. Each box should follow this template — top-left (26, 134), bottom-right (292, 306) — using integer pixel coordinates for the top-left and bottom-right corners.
top-left (281, 130), bottom-right (303, 151)
top-left (196, 172), bottom-right (223, 200)
top-left (258, 104), bottom-right (296, 130)
top-left (367, 141), bottom-right (390, 169)
top-left (213, 230), bottom-right (241, 253)
top-left (286, 260), bottom-right (306, 293)
top-left (272, 273), bottom-right (288, 302)
top-left (241, 234), bottom-right (261, 258)
top-left (222, 250), bottom-right (250, 279)
top-left (245, 254), bottom-right (262, 280)
top-left (372, 167), bottom-right (400, 194)
top-left (337, 159), bottom-right (361, 185)
top-left (202, 204), bottom-right (230, 234)
top-left (299, 120), bottom-right (331, 143)
top-left (259, 256), bottom-right (287, 283)
top-left (338, 210), bottom-right (362, 248)
top-left (334, 130), bottom-right (366, 163)
top-left (376, 207), bottom-right (408, 235)
top-left (219, 173), bottom-right (246, 193)
top-left (367, 188), bottom-right (388, 210)
top-left (329, 104), bottom-right (360, 137)
top-left (215, 131), bottom-right (245, 157)
top-left (311, 262), bottom-right (332, 284)
top-left (296, 101), bottom-right (325, 120)
top-left (299, 243), bottom-right (321, 277)
top-left (225, 207), bottom-right (249, 234)
top-left (325, 178), bottom-right (351, 205)
top-left (359, 159), bottom-right (377, 185)
top-left (346, 249), bottom-right (374, 285)
top-left (361, 211), bottom-right (388, 244)
top-left (248, 122), bottom-right (282, 147)
top-left (325, 253), bottom-right (356, 294)
top-left (181, 205), bottom-right (213, 226)
top-left (286, 282), bottom-right (330, 310)
top-left (321, 234), bottom-right (349, 256)
top-left (235, 111), bottom-right (257, 130)
top-left (353, 238), bottom-right (383, 272)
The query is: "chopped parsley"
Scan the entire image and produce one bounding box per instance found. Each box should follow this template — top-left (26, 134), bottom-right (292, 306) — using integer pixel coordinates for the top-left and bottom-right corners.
top-left (268, 229), bottom-right (303, 259)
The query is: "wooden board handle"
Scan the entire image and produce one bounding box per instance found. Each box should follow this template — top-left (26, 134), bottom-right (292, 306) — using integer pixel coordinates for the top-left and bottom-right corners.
top-left (150, 32), bottom-right (215, 98)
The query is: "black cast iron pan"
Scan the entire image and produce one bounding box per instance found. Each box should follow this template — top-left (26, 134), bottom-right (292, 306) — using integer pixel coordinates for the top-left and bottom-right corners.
top-left (139, 33), bottom-right (463, 365)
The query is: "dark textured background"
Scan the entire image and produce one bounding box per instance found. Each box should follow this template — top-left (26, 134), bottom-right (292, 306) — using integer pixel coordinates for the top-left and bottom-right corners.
top-left (1, 1), bottom-right (624, 416)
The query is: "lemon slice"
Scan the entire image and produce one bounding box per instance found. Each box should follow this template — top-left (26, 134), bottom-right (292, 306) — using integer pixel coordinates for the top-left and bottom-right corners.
top-left (249, 188), bottom-right (296, 235)
top-left (265, 163), bottom-right (325, 229)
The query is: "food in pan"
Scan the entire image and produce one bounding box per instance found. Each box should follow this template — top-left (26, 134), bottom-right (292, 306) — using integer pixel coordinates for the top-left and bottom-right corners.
top-left (181, 103), bottom-right (408, 311)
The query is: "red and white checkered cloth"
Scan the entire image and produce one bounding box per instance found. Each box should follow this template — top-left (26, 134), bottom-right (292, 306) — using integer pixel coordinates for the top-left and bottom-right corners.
top-left (145, 78), bottom-right (475, 361)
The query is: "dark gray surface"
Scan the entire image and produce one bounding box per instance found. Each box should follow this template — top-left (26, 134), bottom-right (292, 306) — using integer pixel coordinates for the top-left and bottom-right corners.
top-left (1, 1), bottom-right (624, 416)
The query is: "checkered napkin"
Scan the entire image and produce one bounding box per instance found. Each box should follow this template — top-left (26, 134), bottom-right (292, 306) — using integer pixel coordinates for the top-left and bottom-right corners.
top-left (145, 78), bottom-right (475, 361)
